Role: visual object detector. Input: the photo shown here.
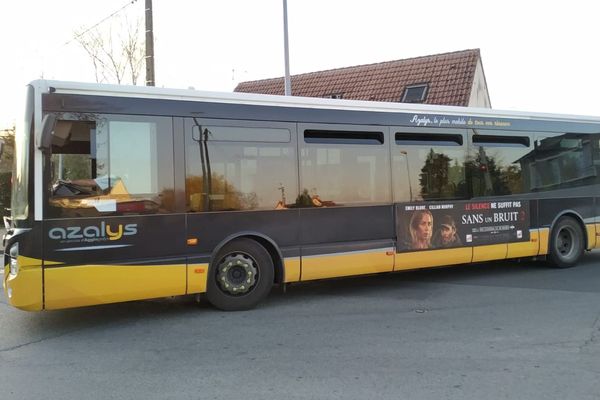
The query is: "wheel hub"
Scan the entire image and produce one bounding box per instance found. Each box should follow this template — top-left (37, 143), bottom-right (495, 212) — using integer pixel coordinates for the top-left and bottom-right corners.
top-left (216, 253), bottom-right (258, 295)
top-left (557, 228), bottom-right (573, 255)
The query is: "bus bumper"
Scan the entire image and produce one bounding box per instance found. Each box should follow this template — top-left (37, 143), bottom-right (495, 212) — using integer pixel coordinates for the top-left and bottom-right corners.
top-left (3, 258), bottom-right (43, 311)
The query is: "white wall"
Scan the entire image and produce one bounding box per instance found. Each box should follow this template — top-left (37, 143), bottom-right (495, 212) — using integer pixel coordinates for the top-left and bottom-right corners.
top-left (468, 59), bottom-right (492, 108)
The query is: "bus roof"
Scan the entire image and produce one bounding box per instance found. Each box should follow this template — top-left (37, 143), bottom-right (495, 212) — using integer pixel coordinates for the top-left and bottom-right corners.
top-left (32, 79), bottom-right (600, 126)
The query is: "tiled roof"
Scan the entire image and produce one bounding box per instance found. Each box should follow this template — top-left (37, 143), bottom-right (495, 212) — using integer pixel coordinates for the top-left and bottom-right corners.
top-left (235, 49), bottom-right (481, 106)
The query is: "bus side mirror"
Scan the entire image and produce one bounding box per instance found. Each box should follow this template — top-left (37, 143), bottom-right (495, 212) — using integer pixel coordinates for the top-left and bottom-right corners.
top-left (39, 114), bottom-right (58, 152)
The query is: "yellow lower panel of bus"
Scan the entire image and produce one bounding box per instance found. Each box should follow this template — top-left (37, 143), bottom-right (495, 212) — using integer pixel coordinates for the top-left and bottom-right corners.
top-left (586, 224), bottom-right (597, 249)
top-left (595, 224), bottom-right (600, 249)
top-left (4, 257), bottom-right (43, 311)
top-left (284, 257), bottom-right (301, 283)
top-left (394, 247), bottom-right (472, 271)
top-left (507, 230), bottom-right (540, 259)
top-left (45, 264), bottom-right (187, 310)
top-left (538, 228), bottom-right (550, 255)
top-left (301, 250), bottom-right (393, 281)
top-left (472, 244), bottom-right (507, 262)
top-left (187, 263), bottom-right (209, 294)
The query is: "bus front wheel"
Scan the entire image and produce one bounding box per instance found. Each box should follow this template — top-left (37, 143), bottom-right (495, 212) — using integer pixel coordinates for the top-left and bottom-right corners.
top-left (548, 216), bottom-right (584, 268)
top-left (207, 238), bottom-right (274, 311)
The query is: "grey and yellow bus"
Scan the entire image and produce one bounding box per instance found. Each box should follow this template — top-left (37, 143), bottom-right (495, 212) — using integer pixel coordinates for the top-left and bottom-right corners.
top-left (4, 80), bottom-right (600, 311)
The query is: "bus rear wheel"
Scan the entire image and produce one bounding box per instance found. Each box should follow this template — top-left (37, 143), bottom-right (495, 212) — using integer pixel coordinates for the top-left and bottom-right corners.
top-left (207, 238), bottom-right (274, 311)
top-left (548, 216), bottom-right (584, 268)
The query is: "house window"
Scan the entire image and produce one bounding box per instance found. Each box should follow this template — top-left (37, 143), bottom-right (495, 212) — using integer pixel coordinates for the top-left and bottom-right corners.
top-left (326, 93), bottom-right (343, 99)
top-left (402, 84), bottom-right (429, 103)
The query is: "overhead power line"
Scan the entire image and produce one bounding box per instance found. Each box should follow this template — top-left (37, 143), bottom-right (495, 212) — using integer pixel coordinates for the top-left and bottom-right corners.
top-left (65, 0), bottom-right (139, 46)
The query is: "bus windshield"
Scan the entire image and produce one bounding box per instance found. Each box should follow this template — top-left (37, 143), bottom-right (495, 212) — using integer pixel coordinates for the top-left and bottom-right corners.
top-left (10, 85), bottom-right (34, 223)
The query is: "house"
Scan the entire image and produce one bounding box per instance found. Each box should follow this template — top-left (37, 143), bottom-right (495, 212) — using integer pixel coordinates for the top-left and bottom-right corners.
top-left (234, 49), bottom-right (491, 108)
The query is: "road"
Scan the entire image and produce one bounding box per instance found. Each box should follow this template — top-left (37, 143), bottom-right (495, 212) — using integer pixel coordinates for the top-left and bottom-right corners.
top-left (1, 253), bottom-right (600, 399)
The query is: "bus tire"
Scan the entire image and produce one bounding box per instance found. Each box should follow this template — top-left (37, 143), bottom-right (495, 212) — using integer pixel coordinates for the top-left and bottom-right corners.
top-left (548, 216), bottom-right (584, 268)
top-left (207, 238), bottom-right (274, 311)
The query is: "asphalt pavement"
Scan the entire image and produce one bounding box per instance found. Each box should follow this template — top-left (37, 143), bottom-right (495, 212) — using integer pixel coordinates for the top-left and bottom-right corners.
top-left (1, 251), bottom-right (600, 399)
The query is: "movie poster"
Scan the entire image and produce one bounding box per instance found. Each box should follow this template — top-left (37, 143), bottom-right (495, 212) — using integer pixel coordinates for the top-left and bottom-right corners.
top-left (396, 200), bottom-right (529, 252)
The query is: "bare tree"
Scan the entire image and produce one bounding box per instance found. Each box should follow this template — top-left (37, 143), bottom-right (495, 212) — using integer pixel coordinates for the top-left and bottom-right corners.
top-left (74, 15), bottom-right (145, 85)
top-left (121, 18), bottom-right (145, 85)
top-left (76, 30), bottom-right (105, 83)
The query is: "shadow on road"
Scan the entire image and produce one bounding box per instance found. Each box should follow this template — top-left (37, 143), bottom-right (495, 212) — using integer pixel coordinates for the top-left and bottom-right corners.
top-left (0, 294), bottom-right (213, 350)
top-left (3, 250), bottom-right (600, 335)
top-left (272, 250), bottom-right (600, 303)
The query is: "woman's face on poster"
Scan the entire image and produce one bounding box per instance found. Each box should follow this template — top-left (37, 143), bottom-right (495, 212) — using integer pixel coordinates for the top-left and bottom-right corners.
top-left (416, 213), bottom-right (433, 241)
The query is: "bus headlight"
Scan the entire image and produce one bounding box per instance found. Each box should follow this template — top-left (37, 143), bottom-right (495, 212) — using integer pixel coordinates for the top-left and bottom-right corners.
top-left (9, 243), bottom-right (18, 277)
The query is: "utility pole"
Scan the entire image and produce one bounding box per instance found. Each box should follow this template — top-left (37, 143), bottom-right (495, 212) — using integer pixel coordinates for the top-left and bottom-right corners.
top-left (282, 0), bottom-right (291, 96)
top-left (145, 0), bottom-right (156, 86)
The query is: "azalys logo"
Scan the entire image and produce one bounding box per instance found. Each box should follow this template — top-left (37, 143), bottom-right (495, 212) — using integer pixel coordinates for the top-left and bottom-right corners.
top-left (49, 222), bottom-right (138, 243)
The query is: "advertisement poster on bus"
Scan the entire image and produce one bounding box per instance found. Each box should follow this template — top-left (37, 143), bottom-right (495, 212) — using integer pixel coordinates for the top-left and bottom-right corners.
top-left (396, 200), bottom-right (529, 252)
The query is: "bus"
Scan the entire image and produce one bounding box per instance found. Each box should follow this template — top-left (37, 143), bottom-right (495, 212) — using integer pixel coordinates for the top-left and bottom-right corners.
top-left (3, 79), bottom-right (600, 311)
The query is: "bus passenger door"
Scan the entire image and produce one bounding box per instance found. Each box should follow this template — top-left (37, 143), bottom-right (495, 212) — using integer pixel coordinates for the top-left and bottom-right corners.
top-left (468, 129), bottom-right (537, 262)
top-left (392, 127), bottom-right (472, 270)
top-left (42, 114), bottom-right (187, 310)
top-left (297, 123), bottom-right (395, 280)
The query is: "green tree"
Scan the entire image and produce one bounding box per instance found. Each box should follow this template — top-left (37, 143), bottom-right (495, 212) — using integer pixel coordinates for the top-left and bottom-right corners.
top-left (0, 127), bottom-right (15, 218)
top-left (501, 164), bottom-right (522, 194)
top-left (419, 148), bottom-right (451, 199)
top-left (186, 174), bottom-right (258, 211)
top-left (52, 154), bottom-right (92, 181)
top-left (0, 127), bottom-right (15, 172)
top-left (470, 147), bottom-right (510, 196)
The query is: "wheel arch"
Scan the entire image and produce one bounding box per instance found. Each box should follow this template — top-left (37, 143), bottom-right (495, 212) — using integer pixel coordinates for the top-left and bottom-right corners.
top-left (210, 232), bottom-right (285, 284)
top-left (549, 210), bottom-right (589, 250)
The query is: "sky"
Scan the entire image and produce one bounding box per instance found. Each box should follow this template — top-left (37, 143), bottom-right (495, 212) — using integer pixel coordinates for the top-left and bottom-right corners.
top-left (1, 0), bottom-right (599, 128)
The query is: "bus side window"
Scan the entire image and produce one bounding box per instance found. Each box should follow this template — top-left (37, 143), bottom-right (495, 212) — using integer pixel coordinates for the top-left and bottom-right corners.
top-left (184, 123), bottom-right (297, 212)
top-left (49, 119), bottom-right (97, 196)
top-left (47, 115), bottom-right (175, 218)
top-left (527, 133), bottom-right (597, 191)
top-left (470, 132), bottom-right (532, 197)
top-left (393, 130), bottom-right (467, 202)
top-left (300, 127), bottom-right (391, 207)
